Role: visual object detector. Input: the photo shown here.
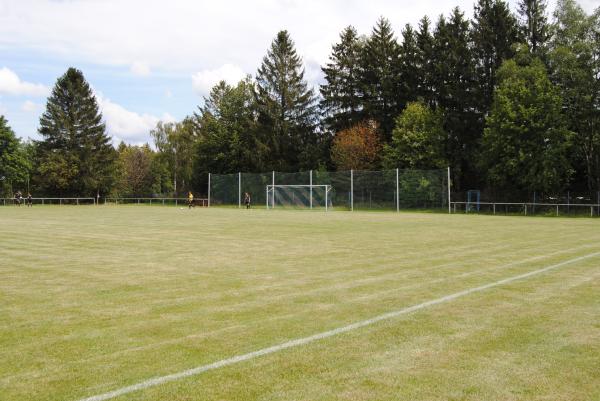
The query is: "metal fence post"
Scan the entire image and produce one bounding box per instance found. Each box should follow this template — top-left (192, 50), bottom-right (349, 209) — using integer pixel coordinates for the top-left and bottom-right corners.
top-left (238, 172), bottom-right (241, 209)
top-left (350, 169), bottom-right (354, 212)
top-left (447, 167), bottom-right (451, 214)
top-left (208, 173), bottom-right (211, 207)
top-left (310, 170), bottom-right (313, 210)
top-left (272, 171), bottom-right (275, 209)
top-left (396, 168), bottom-right (399, 213)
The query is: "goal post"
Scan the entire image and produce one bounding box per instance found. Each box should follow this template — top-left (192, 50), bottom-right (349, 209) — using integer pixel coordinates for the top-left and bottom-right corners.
top-left (266, 184), bottom-right (332, 211)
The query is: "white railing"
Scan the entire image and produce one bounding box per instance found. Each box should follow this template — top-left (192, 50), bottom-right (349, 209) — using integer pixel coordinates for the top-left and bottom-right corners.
top-left (104, 197), bottom-right (208, 207)
top-left (1, 197), bottom-right (96, 206)
top-left (451, 201), bottom-right (600, 217)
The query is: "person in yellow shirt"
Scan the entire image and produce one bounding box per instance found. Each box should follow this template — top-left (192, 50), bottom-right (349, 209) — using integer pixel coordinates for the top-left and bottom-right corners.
top-left (187, 191), bottom-right (194, 209)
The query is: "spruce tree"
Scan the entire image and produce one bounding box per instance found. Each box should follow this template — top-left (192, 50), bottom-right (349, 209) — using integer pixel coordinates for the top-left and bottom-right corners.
top-left (416, 16), bottom-right (436, 105)
top-left (37, 68), bottom-right (116, 196)
top-left (518, 0), bottom-right (550, 55)
top-left (399, 24), bottom-right (420, 106)
top-left (255, 30), bottom-right (320, 170)
top-left (359, 17), bottom-right (402, 143)
top-left (431, 8), bottom-right (479, 189)
top-left (320, 26), bottom-right (364, 134)
top-left (471, 0), bottom-right (519, 111)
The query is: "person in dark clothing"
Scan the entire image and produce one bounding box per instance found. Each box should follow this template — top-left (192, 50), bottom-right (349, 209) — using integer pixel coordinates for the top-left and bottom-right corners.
top-left (26, 193), bottom-right (32, 207)
top-left (244, 192), bottom-right (251, 209)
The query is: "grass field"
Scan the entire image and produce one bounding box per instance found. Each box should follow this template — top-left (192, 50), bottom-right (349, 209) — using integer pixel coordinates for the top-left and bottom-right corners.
top-left (1, 206), bottom-right (599, 401)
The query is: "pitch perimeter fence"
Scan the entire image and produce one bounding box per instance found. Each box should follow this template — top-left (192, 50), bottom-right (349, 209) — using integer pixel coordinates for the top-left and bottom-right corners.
top-left (1, 197), bottom-right (95, 206)
top-left (104, 198), bottom-right (208, 207)
top-left (209, 168), bottom-right (450, 211)
top-left (451, 201), bottom-right (600, 217)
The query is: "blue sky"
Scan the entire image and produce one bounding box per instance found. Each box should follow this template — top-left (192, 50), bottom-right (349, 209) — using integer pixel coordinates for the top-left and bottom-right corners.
top-left (0, 0), bottom-right (596, 145)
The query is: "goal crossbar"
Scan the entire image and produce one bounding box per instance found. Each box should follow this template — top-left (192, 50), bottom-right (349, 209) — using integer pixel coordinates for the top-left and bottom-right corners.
top-left (266, 185), bottom-right (331, 188)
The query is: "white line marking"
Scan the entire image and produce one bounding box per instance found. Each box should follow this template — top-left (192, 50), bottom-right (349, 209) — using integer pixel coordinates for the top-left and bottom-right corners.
top-left (77, 251), bottom-right (600, 401)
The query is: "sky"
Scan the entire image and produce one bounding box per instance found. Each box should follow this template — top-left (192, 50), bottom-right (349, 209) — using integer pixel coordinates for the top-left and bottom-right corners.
top-left (0, 0), bottom-right (597, 145)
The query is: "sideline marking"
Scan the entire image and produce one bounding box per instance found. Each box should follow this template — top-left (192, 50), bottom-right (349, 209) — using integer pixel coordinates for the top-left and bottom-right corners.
top-left (78, 251), bottom-right (600, 401)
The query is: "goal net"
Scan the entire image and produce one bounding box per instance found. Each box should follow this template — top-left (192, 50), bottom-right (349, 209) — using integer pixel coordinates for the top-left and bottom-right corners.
top-left (266, 185), bottom-right (332, 210)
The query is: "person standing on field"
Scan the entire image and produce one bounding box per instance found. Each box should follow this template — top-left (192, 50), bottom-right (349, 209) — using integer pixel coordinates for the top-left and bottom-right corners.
top-left (244, 192), bottom-right (251, 209)
top-left (188, 191), bottom-right (194, 209)
top-left (26, 193), bottom-right (32, 207)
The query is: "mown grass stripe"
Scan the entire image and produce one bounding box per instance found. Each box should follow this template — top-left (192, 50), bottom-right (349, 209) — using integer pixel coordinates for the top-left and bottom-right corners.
top-left (77, 251), bottom-right (600, 401)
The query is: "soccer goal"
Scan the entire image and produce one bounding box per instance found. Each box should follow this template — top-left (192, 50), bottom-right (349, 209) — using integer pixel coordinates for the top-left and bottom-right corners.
top-left (266, 184), bottom-right (332, 210)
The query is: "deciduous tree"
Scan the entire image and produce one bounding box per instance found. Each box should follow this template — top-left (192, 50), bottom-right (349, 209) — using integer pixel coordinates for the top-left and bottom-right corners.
top-left (330, 120), bottom-right (381, 170)
top-left (482, 55), bottom-right (573, 194)
top-left (383, 102), bottom-right (447, 169)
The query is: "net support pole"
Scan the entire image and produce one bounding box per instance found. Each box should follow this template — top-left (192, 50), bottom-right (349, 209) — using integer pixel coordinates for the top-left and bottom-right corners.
top-left (272, 171), bottom-right (275, 209)
top-left (238, 172), bottom-right (241, 209)
top-left (447, 167), bottom-right (451, 214)
top-left (396, 168), bottom-right (399, 213)
top-left (207, 173), bottom-right (211, 207)
top-left (310, 170), bottom-right (313, 210)
top-left (325, 186), bottom-right (328, 212)
top-left (350, 169), bottom-right (354, 212)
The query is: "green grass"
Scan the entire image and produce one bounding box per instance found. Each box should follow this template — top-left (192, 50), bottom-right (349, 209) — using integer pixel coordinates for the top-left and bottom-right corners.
top-left (1, 206), bottom-right (599, 401)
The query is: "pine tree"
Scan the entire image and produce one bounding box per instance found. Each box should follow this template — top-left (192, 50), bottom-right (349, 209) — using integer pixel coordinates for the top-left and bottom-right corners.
top-left (518, 0), bottom-right (550, 55)
top-left (359, 17), bottom-right (402, 143)
top-left (320, 26), bottom-right (364, 134)
top-left (471, 0), bottom-right (519, 111)
top-left (255, 30), bottom-right (320, 171)
top-left (36, 68), bottom-right (116, 196)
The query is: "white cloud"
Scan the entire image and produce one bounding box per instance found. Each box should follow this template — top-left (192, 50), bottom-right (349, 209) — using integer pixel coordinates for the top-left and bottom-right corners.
top-left (165, 89), bottom-right (173, 99)
top-left (21, 100), bottom-right (38, 112)
top-left (95, 92), bottom-right (175, 145)
top-left (0, 67), bottom-right (49, 97)
top-left (130, 61), bottom-right (151, 77)
top-left (191, 64), bottom-right (246, 96)
top-left (1, 0), bottom-right (595, 92)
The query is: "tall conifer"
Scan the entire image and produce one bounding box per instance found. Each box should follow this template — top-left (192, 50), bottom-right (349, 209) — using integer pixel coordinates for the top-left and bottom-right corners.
top-left (359, 18), bottom-right (402, 143)
top-left (320, 26), bottom-right (364, 134)
top-left (255, 31), bottom-right (319, 170)
top-left (37, 68), bottom-right (116, 196)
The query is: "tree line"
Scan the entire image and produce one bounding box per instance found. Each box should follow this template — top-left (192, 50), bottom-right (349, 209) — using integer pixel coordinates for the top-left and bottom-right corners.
top-left (1, 0), bottom-right (599, 201)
